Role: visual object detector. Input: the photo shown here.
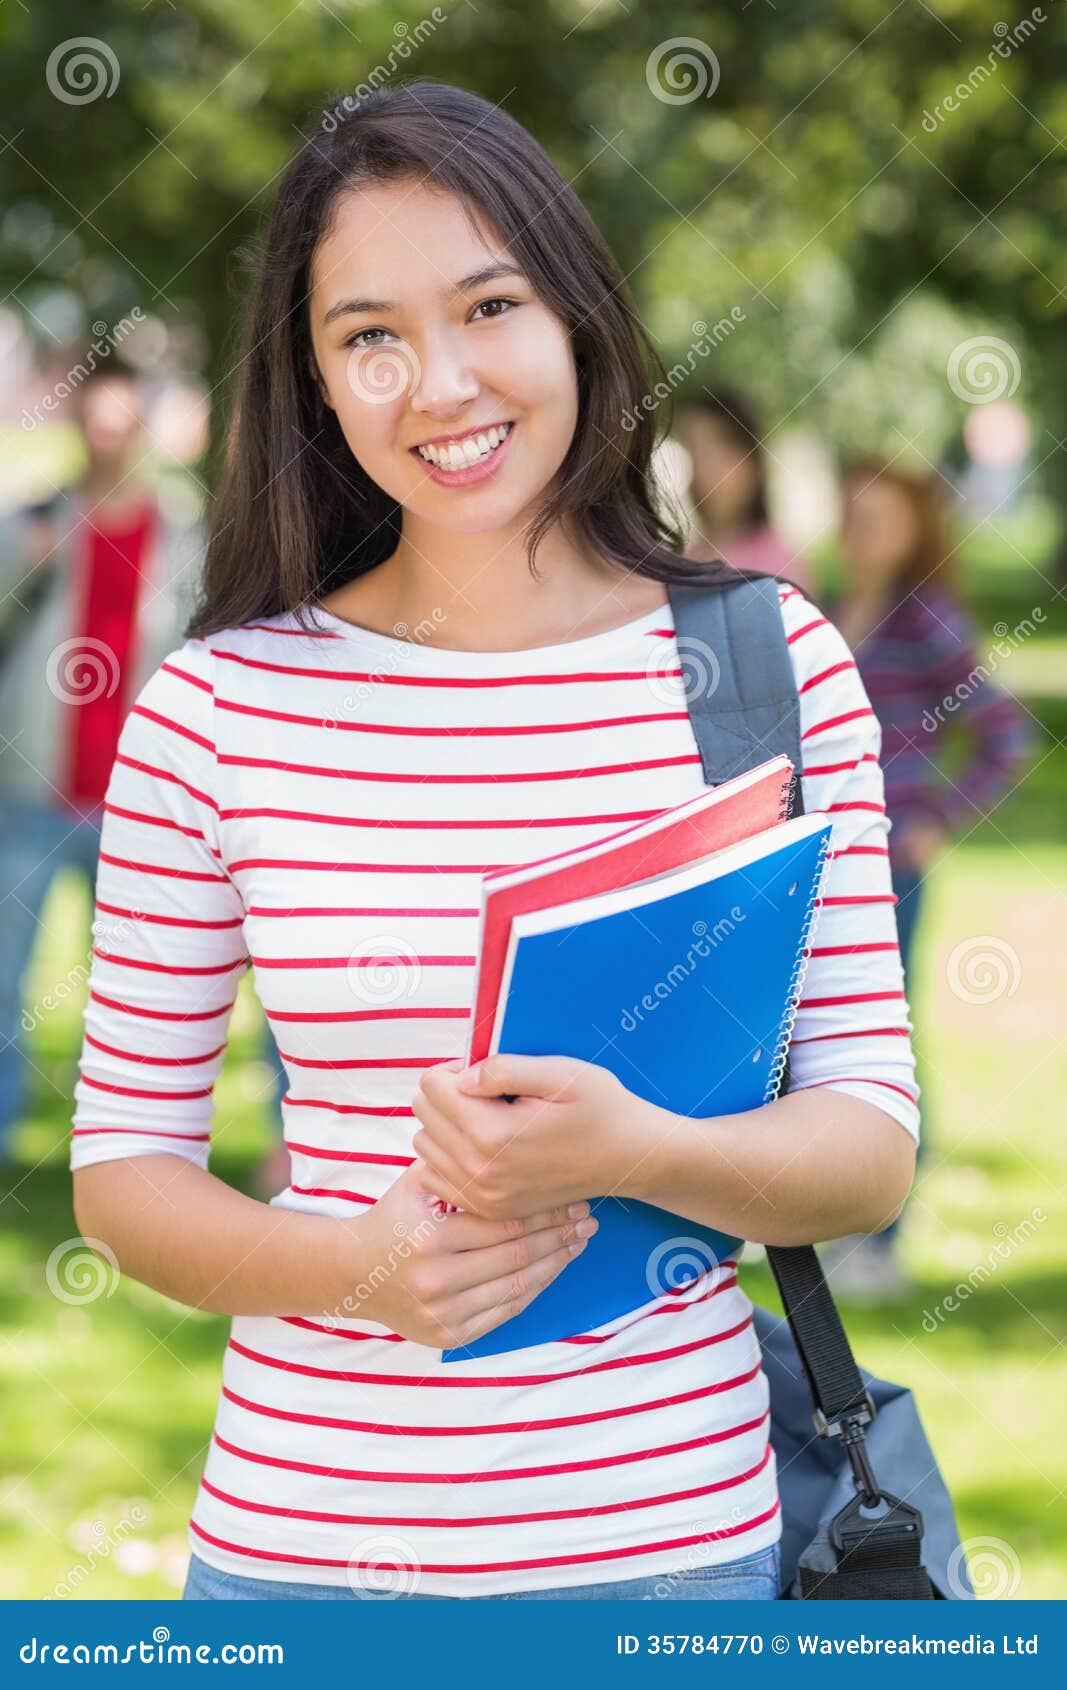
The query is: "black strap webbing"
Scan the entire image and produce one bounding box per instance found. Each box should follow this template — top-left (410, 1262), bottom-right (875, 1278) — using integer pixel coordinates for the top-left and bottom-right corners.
top-left (666, 571), bottom-right (932, 1597)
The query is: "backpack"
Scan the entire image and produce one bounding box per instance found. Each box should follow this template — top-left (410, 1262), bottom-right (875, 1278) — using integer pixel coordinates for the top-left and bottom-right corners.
top-left (665, 572), bottom-right (973, 1601)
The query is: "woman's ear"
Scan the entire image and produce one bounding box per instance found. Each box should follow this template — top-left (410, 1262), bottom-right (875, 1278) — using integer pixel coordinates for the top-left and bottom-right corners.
top-left (309, 356), bottom-right (334, 412)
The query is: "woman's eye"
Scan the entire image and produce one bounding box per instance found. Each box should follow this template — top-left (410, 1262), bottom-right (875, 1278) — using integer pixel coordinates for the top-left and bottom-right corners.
top-left (344, 327), bottom-right (393, 351)
top-left (343, 298), bottom-right (518, 350)
top-left (472, 296), bottom-right (518, 321)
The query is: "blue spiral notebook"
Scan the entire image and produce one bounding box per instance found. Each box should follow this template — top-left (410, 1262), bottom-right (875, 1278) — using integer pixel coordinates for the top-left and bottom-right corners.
top-left (440, 812), bottom-right (832, 1362)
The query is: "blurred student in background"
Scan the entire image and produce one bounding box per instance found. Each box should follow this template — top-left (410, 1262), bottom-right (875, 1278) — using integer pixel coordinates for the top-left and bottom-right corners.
top-left (677, 388), bottom-right (815, 595)
top-left (0, 356), bottom-right (284, 1168)
top-left (823, 458), bottom-right (1033, 1295)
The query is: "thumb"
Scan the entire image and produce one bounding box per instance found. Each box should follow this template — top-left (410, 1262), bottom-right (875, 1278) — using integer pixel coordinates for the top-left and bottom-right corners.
top-left (456, 1053), bottom-right (574, 1099)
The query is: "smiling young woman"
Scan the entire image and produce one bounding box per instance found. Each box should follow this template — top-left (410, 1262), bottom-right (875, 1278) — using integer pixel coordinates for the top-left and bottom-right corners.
top-left (69, 80), bottom-right (918, 1603)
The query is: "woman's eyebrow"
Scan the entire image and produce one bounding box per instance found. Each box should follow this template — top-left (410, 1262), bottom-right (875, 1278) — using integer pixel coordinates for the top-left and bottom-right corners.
top-left (321, 263), bottom-right (526, 327)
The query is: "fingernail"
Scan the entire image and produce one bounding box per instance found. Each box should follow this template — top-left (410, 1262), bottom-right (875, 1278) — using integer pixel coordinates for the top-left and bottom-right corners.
top-left (576, 1216), bottom-right (597, 1237)
top-left (568, 1201), bottom-right (590, 1220)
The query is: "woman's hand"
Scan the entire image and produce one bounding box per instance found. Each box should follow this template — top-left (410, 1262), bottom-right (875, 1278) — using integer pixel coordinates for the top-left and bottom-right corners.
top-left (410, 1053), bottom-right (650, 1220)
top-left (343, 1159), bottom-right (598, 1350)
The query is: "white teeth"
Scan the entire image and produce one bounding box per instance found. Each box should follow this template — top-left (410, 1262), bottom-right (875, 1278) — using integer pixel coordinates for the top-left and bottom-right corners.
top-left (417, 422), bottom-right (512, 470)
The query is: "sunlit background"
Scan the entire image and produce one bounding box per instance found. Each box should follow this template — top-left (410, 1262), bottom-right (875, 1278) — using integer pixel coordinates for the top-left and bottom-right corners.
top-left (0, 0), bottom-right (1064, 1600)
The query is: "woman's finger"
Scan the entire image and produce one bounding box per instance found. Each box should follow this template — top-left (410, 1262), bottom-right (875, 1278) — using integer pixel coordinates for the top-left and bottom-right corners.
top-left (438, 1213), bottom-right (599, 1297)
top-left (446, 1201), bottom-right (590, 1251)
top-left (451, 1232), bottom-right (596, 1339)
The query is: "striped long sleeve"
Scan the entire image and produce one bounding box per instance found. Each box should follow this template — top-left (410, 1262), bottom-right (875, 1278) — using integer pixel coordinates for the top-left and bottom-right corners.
top-left (70, 639), bottom-right (250, 1170)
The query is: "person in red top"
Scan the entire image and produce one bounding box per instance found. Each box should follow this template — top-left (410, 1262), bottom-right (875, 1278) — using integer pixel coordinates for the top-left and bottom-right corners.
top-left (0, 359), bottom-right (286, 1161)
top-left (60, 487), bottom-right (157, 808)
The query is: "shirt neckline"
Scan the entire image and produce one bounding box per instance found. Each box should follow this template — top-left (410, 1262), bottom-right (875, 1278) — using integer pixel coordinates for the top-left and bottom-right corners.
top-left (304, 599), bottom-right (673, 670)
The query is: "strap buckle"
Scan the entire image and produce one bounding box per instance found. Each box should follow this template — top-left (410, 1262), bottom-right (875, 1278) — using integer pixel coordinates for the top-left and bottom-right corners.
top-left (811, 1388), bottom-right (876, 1439)
top-left (830, 1490), bottom-right (925, 1561)
top-left (812, 1392), bottom-right (879, 1504)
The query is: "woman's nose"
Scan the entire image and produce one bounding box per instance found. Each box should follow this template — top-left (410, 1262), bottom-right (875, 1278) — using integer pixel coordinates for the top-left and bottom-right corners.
top-left (408, 334), bottom-right (480, 415)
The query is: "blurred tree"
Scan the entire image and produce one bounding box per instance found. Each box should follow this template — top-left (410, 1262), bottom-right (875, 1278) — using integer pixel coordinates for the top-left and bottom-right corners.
top-left (1, 0), bottom-right (1063, 563)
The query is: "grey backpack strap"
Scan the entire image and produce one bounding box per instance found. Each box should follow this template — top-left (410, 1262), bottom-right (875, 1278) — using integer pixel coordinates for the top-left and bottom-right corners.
top-left (665, 574), bottom-right (803, 807)
top-left (666, 571), bottom-right (934, 1598)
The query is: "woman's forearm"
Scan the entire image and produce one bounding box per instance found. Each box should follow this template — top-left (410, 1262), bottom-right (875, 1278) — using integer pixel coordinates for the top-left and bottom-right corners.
top-left (72, 1154), bottom-right (359, 1317)
top-left (613, 1087), bottom-right (916, 1246)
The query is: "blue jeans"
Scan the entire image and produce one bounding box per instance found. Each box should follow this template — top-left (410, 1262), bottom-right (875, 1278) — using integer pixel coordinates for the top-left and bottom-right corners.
top-left (883, 864), bottom-right (925, 1243)
top-left (182, 1542), bottom-right (781, 1601)
top-left (0, 795), bottom-right (103, 1155)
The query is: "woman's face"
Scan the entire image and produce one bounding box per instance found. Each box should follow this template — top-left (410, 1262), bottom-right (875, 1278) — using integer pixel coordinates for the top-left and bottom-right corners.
top-left (839, 476), bottom-right (920, 589)
top-left (679, 409), bottom-right (761, 532)
top-left (308, 180), bottom-right (579, 536)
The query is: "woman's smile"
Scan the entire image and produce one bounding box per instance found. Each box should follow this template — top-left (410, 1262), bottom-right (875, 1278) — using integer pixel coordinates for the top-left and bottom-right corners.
top-left (411, 419), bottom-right (516, 485)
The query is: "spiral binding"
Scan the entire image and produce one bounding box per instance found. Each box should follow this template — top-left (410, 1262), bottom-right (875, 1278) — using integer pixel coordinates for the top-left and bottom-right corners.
top-left (776, 764), bottom-right (796, 827)
top-left (762, 825), bottom-right (832, 1107)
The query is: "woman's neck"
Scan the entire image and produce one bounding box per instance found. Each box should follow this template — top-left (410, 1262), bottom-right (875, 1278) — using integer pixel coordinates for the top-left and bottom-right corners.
top-left (318, 522), bottom-right (670, 653)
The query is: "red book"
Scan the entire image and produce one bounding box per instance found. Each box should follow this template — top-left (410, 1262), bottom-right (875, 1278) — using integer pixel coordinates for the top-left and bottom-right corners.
top-left (466, 754), bottom-right (796, 1064)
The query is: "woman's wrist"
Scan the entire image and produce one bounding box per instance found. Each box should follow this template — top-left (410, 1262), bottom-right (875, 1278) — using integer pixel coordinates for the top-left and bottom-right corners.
top-left (610, 1091), bottom-right (693, 1205)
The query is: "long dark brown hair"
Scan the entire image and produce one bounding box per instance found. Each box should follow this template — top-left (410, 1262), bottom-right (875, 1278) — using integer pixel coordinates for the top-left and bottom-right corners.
top-left (187, 79), bottom-right (777, 641)
top-left (840, 456), bottom-right (961, 597)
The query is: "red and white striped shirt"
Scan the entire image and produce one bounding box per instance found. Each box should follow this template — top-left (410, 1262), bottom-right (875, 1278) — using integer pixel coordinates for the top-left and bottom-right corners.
top-left (69, 582), bottom-right (919, 1595)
